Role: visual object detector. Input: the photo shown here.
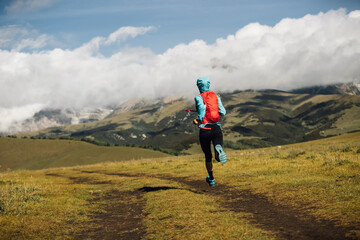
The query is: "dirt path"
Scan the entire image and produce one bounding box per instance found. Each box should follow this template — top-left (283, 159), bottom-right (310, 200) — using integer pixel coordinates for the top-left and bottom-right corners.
top-left (46, 173), bottom-right (146, 240)
top-left (88, 171), bottom-right (358, 240)
top-left (76, 188), bottom-right (146, 240)
top-left (150, 174), bottom-right (357, 240)
top-left (47, 171), bottom-right (359, 239)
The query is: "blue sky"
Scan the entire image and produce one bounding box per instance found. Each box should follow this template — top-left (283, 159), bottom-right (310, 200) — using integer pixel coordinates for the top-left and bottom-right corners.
top-left (1, 0), bottom-right (360, 53)
top-left (0, 0), bottom-right (360, 132)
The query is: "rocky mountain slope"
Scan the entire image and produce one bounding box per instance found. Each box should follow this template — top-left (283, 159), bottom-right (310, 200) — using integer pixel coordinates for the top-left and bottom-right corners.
top-left (3, 107), bottom-right (113, 136)
top-left (18, 85), bottom-right (360, 153)
top-left (291, 82), bottom-right (360, 95)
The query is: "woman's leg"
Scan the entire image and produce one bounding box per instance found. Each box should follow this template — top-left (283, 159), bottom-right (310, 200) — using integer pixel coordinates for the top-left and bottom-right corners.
top-left (199, 128), bottom-right (214, 179)
top-left (212, 125), bottom-right (226, 163)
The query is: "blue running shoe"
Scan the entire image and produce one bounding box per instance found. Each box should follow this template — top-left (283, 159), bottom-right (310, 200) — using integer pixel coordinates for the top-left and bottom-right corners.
top-left (215, 144), bottom-right (227, 164)
top-left (206, 175), bottom-right (215, 187)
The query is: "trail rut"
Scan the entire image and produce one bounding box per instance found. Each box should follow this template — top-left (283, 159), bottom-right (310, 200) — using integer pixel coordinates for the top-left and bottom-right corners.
top-left (88, 170), bottom-right (359, 240)
top-left (46, 171), bottom-right (359, 239)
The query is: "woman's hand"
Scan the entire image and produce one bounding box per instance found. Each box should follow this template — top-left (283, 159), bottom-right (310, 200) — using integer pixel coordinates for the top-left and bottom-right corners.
top-left (193, 119), bottom-right (199, 125)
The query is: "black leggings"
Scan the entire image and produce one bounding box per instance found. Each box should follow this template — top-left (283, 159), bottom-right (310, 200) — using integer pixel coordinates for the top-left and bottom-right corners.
top-left (199, 124), bottom-right (223, 162)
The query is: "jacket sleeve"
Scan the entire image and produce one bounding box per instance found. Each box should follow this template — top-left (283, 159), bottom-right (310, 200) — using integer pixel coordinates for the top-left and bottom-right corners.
top-left (194, 95), bottom-right (206, 121)
top-left (217, 95), bottom-right (226, 116)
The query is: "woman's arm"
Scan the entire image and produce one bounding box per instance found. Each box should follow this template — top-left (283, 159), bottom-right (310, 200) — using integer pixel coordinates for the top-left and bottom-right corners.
top-left (194, 95), bottom-right (206, 121)
top-left (217, 96), bottom-right (226, 116)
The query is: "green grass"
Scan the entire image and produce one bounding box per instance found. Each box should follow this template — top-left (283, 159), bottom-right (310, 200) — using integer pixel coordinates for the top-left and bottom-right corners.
top-left (1, 132), bottom-right (360, 239)
top-left (0, 137), bottom-right (169, 171)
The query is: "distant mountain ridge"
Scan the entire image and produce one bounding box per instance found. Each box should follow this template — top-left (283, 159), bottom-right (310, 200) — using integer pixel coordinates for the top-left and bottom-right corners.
top-left (3, 107), bottom-right (113, 136)
top-left (4, 82), bottom-right (358, 136)
top-left (15, 82), bottom-right (360, 153)
top-left (291, 82), bottom-right (360, 95)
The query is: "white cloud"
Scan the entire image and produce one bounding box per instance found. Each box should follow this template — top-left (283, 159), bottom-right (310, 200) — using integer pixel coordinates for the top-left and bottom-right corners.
top-left (0, 9), bottom-right (360, 132)
top-left (5, 0), bottom-right (57, 14)
top-left (75, 36), bottom-right (106, 55)
top-left (0, 25), bottom-right (29, 48)
top-left (14, 34), bottom-right (51, 51)
top-left (0, 25), bottom-right (51, 51)
top-left (0, 103), bottom-right (45, 132)
top-left (105, 26), bottom-right (155, 45)
top-left (75, 26), bottom-right (156, 55)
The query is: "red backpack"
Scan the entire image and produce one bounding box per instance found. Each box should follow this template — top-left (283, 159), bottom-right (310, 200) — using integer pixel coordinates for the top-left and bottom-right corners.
top-left (200, 91), bottom-right (219, 124)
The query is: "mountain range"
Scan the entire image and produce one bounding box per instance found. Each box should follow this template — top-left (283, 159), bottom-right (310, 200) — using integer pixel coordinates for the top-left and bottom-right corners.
top-left (12, 82), bottom-right (360, 154)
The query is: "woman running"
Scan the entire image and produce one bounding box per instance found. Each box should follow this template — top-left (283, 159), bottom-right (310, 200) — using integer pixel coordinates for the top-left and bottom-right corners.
top-left (193, 76), bottom-right (227, 187)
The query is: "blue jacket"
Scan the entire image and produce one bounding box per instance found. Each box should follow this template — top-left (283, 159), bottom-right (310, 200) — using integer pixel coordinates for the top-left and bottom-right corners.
top-left (194, 77), bottom-right (226, 128)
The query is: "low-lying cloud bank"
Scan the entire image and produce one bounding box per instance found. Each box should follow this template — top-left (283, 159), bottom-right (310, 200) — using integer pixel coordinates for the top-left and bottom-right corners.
top-left (1, 9), bottom-right (360, 132)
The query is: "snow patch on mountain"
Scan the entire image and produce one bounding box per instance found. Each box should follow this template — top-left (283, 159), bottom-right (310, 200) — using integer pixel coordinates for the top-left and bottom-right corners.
top-left (1, 107), bottom-right (113, 135)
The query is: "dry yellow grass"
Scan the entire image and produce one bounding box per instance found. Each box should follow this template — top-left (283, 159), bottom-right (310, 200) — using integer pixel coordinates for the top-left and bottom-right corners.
top-left (0, 137), bottom-right (169, 171)
top-left (1, 132), bottom-right (359, 239)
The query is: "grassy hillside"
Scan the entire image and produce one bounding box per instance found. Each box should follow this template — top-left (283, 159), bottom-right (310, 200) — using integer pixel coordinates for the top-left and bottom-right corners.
top-left (0, 137), bottom-right (169, 172)
top-left (1, 132), bottom-right (359, 239)
top-left (19, 91), bottom-right (360, 153)
top-left (221, 91), bottom-right (360, 147)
